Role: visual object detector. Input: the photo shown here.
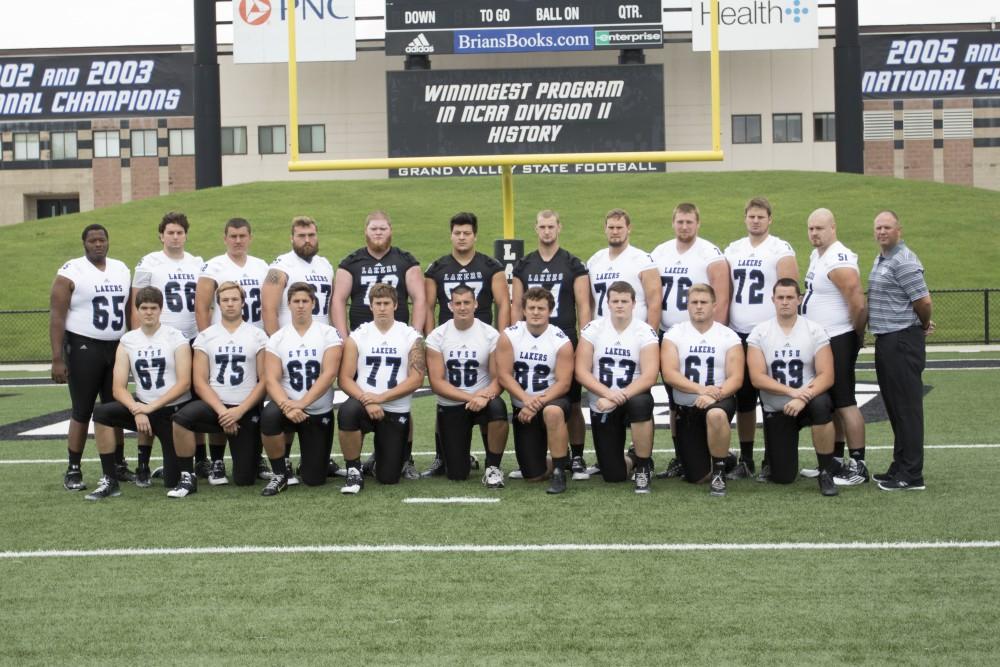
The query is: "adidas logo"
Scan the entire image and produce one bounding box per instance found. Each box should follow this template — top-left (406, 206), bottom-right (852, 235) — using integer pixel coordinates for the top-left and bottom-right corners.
top-left (542, 268), bottom-right (550, 274)
top-left (405, 33), bottom-right (434, 54)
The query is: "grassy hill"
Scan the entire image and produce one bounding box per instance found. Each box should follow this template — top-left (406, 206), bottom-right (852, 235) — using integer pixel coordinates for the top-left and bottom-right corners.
top-left (2, 170), bottom-right (998, 311)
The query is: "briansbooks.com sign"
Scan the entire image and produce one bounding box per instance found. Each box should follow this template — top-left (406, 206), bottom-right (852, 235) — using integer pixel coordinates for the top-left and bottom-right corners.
top-left (386, 65), bottom-right (665, 178)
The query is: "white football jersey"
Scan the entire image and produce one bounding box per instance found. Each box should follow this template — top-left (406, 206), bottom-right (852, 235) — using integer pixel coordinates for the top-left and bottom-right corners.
top-left (120, 324), bottom-right (191, 406)
top-left (57, 257), bottom-right (131, 341)
top-left (580, 317), bottom-right (658, 413)
top-left (200, 253), bottom-right (270, 330)
top-left (270, 251), bottom-right (335, 328)
top-left (266, 321), bottom-right (343, 415)
top-left (724, 235), bottom-right (796, 334)
top-left (426, 319), bottom-right (499, 407)
top-left (747, 316), bottom-right (830, 412)
top-left (664, 320), bottom-right (742, 407)
top-left (133, 250), bottom-right (204, 339)
top-left (193, 322), bottom-right (269, 405)
top-left (351, 321), bottom-right (423, 413)
top-left (803, 241), bottom-right (859, 338)
top-left (586, 245), bottom-right (657, 324)
top-left (650, 237), bottom-right (726, 330)
top-left (503, 321), bottom-right (571, 407)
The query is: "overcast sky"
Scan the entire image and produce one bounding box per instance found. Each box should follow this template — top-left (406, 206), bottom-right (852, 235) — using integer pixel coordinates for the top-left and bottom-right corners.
top-left (1, 1), bottom-right (997, 50)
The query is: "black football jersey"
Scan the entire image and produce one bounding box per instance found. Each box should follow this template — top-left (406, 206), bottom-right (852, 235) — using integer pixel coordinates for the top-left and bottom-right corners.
top-left (339, 246), bottom-right (419, 329)
top-left (425, 251), bottom-right (503, 326)
top-left (511, 247), bottom-right (588, 339)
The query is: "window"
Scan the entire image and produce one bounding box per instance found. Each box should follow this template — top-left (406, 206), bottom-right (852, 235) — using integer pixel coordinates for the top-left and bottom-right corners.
top-left (773, 113), bottom-right (803, 143)
top-left (258, 125), bottom-right (286, 154)
top-left (731, 115), bottom-right (761, 144)
top-left (222, 126), bottom-right (247, 155)
top-left (50, 131), bottom-right (78, 160)
top-left (93, 131), bottom-right (120, 158)
top-left (169, 128), bottom-right (195, 155)
top-left (14, 133), bottom-right (40, 160)
top-left (298, 124), bottom-right (325, 153)
top-left (130, 129), bottom-right (158, 157)
top-left (813, 113), bottom-right (836, 142)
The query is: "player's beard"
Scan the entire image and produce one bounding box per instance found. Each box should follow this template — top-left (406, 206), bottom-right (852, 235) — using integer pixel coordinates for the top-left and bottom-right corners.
top-left (367, 234), bottom-right (392, 254)
top-left (294, 242), bottom-right (318, 260)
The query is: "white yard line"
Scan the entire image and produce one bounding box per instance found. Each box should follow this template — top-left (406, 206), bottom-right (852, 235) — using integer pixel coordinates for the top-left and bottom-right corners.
top-left (402, 497), bottom-right (500, 504)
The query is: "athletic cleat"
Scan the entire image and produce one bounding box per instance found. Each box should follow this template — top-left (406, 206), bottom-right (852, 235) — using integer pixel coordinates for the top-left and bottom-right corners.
top-left (84, 475), bottom-right (121, 501)
top-left (545, 468), bottom-right (566, 494)
top-left (63, 466), bottom-right (86, 491)
top-left (208, 460), bottom-right (229, 486)
top-left (134, 465), bottom-right (152, 488)
top-left (655, 457), bottom-right (684, 480)
top-left (709, 470), bottom-right (727, 497)
top-left (114, 462), bottom-right (135, 483)
top-left (401, 457), bottom-right (420, 480)
top-left (328, 457), bottom-right (348, 478)
top-left (151, 466), bottom-right (164, 479)
top-left (482, 465), bottom-right (505, 489)
top-left (726, 459), bottom-right (755, 480)
top-left (285, 459), bottom-right (300, 486)
top-left (834, 459), bottom-right (869, 486)
top-left (257, 457), bottom-right (273, 480)
top-left (799, 467), bottom-right (820, 479)
top-left (469, 454), bottom-right (480, 471)
top-left (261, 474), bottom-right (288, 497)
top-left (167, 471), bottom-right (198, 498)
top-left (570, 456), bottom-right (590, 480)
top-left (818, 470), bottom-right (839, 496)
top-left (877, 477), bottom-right (925, 491)
top-left (194, 459), bottom-right (212, 480)
top-left (420, 457), bottom-right (446, 478)
top-left (585, 463), bottom-right (601, 477)
top-left (508, 468), bottom-right (524, 480)
top-left (633, 468), bottom-right (651, 494)
top-left (755, 463), bottom-right (771, 483)
top-left (341, 468), bottom-right (364, 495)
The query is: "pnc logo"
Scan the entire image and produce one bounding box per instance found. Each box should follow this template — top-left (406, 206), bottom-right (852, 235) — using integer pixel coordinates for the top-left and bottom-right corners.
top-left (239, 0), bottom-right (271, 25)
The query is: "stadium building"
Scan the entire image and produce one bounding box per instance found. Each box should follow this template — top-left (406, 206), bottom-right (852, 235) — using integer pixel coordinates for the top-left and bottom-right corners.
top-left (1, 1), bottom-right (999, 225)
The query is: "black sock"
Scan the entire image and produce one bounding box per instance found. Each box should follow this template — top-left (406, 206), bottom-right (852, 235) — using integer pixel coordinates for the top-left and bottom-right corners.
top-left (712, 456), bottom-right (728, 472)
top-left (435, 432), bottom-right (443, 459)
top-left (833, 441), bottom-right (846, 458)
top-left (284, 441), bottom-right (293, 458)
top-left (137, 445), bottom-right (153, 468)
top-left (68, 449), bottom-right (82, 468)
top-left (178, 456), bottom-right (194, 474)
top-left (209, 444), bottom-right (227, 462)
top-left (486, 451), bottom-right (503, 467)
top-left (672, 434), bottom-right (680, 459)
top-left (270, 457), bottom-right (288, 477)
top-left (195, 444), bottom-right (207, 462)
top-left (570, 443), bottom-right (584, 459)
top-left (346, 458), bottom-right (361, 471)
top-left (115, 442), bottom-right (126, 464)
top-left (635, 456), bottom-right (651, 471)
top-left (552, 456), bottom-right (569, 472)
top-left (817, 452), bottom-right (835, 472)
top-left (99, 453), bottom-right (117, 478)
top-left (739, 441), bottom-right (754, 461)
top-left (404, 440), bottom-right (413, 460)
top-left (849, 447), bottom-right (865, 462)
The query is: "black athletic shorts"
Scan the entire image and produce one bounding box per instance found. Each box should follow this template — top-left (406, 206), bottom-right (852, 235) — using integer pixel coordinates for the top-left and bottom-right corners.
top-left (828, 330), bottom-right (860, 409)
top-left (92, 399), bottom-right (186, 488)
top-left (674, 397), bottom-right (737, 484)
top-left (590, 392), bottom-right (655, 483)
top-left (260, 402), bottom-right (334, 486)
top-left (337, 397), bottom-right (410, 485)
top-left (511, 395), bottom-right (570, 480)
top-left (762, 392), bottom-right (834, 484)
top-left (65, 331), bottom-right (119, 423)
top-left (437, 398), bottom-right (508, 481)
top-left (173, 400), bottom-right (262, 486)
top-left (735, 333), bottom-right (759, 413)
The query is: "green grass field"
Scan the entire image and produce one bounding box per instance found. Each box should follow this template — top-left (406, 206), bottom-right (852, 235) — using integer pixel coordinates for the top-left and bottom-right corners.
top-left (2, 362), bottom-right (999, 665)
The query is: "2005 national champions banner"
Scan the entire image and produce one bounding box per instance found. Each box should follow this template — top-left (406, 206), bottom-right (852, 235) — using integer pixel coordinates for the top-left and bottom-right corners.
top-left (386, 65), bottom-right (665, 178)
top-left (0, 53), bottom-right (194, 121)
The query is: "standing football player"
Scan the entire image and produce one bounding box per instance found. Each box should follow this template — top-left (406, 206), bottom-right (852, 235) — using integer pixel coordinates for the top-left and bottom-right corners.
top-left (586, 208), bottom-right (661, 330)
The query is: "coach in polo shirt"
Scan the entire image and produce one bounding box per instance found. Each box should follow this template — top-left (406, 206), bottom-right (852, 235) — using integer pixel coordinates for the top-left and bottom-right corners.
top-left (868, 210), bottom-right (934, 491)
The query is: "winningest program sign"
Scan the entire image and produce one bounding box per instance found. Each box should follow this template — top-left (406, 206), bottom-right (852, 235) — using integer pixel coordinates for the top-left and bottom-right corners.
top-left (861, 32), bottom-right (1000, 98)
top-left (386, 65), bottom-right (665, 178)
top-left (0, 53), bottom-right (193, 121)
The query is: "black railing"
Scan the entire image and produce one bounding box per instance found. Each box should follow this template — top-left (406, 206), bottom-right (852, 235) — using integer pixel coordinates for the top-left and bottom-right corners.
top-left (1, 289), bottom-right (998, 363)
